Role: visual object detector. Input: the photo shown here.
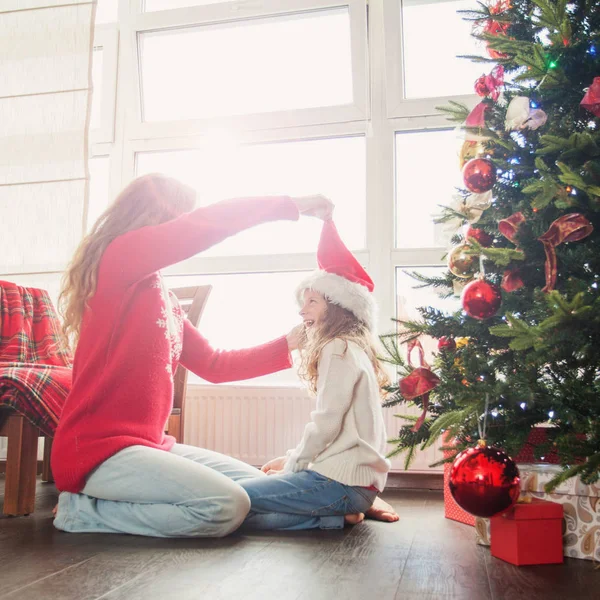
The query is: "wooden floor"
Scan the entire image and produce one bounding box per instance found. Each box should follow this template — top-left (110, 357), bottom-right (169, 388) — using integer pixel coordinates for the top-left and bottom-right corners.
top-left (1, 478), bottom-right (597, 600)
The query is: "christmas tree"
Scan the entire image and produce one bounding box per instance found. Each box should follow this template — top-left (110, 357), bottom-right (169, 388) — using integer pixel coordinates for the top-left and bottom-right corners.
top-left (382, 0), bottom-right (600, 490)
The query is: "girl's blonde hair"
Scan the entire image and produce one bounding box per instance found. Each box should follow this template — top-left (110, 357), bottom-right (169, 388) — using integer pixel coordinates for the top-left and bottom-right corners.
top-left (59, 173), bottom-right (196, 348)
top-left (297, 299), bottom-right (389, 397)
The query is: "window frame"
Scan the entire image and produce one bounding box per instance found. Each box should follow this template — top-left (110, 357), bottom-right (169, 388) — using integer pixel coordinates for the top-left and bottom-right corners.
top-left (90, 25), bottom-right (120, 144)
top-left (122, 0), bottom-right (369, 140)
top-left (383, 0), bottom-right (479, 119)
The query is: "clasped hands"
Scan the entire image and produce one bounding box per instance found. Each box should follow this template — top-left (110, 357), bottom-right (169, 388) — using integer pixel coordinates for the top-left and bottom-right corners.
top-left (260, 455), bottom-right (287, 476)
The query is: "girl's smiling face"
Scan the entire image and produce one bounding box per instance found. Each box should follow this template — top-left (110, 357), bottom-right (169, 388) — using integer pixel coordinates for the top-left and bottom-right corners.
top-left (299, 289), bottom-right (328, 330)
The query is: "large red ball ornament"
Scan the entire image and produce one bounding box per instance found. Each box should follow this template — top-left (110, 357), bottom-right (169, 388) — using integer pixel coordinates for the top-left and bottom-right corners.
top-left (466, 226), bottom-right (493, 247)
top-left (463, 158), bottom-right (496, 194)
top-left (461, 279), bottom-right (502, 320)
top-left (449, 443), bottom-right (520, 518)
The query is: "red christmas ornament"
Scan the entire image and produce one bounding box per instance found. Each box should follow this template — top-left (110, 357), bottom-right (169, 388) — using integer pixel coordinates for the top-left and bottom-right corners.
top-left (449, 442), bottom-right (521, 518)
top-left (484, 19), bottom-right (510, 59)
top-left (580, 76), bottom-right (600, 117)
top-left (438, 336), bottom-right (456, 352)
top-left (463, 158), bottom-right (496, 194)
top-left (487, 46), bottom-right (510, 60)
top-left (466, 226), bottom-right (493, 247)
top-left (474, 76), bottom-right (489, 97)
top-left (484, 19), bottom-right (510, 36)
top-left (461, 279), bottom-right (502, 320)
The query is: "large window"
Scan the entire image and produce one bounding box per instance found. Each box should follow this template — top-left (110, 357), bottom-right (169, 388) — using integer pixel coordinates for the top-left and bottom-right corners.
top-left (395, 129), bottom-right (460, 249)
top-left (396, 267), bottom-right (461, 360)
top-left (401, 0), bottom-right (484, 99)
top-left (71, 0), bottom-right (475, 387)
top-left (166, 271), bottom-right (310, 386)
top-left (139, 9), bottom-right (353, 122)
top-left (136, 135), bottom-right (366, 255)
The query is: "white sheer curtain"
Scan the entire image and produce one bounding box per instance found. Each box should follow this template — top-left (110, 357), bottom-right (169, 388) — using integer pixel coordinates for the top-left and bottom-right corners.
top-left (0, 1), bottom-right (96, 277)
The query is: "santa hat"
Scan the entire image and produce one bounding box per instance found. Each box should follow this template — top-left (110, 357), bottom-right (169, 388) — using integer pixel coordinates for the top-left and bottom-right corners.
top-left (296, 220), bottom-right (377, 331)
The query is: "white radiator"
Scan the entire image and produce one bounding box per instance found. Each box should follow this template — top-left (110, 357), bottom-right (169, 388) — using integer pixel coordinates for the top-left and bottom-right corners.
top-left (184, 385), bottom-right (443, 473)
top-left (0, 390), bottom-right (443, 472)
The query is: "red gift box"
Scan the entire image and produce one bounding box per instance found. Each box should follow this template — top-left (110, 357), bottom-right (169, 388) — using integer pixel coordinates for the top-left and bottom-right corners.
top-left (490, 498), bottom-right (564, 566)
top-left (444, 457), bottom-right (476, 526)
top-left (514, 426), bottom-right (560, 464)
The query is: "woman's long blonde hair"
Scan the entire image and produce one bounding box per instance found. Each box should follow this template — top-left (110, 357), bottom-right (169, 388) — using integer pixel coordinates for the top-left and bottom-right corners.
top-left (59, 173), bottom-right (196, 348)
top-left (297, 299), bottom-right (389, 397)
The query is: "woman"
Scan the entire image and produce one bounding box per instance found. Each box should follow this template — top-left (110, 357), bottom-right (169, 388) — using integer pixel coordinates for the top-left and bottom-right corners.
top-left (51, 173), bottom-right (332, 538)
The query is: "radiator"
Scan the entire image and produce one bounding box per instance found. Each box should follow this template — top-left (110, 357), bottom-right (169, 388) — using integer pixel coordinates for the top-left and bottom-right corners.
top-left (184, 385), bottom-right (443, 473)
top-left (0, 390), bottom-right (443, 471)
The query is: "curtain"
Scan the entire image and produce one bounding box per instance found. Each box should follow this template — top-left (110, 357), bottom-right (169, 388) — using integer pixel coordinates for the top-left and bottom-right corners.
top-left (0, 1), bottom-right (96, 275)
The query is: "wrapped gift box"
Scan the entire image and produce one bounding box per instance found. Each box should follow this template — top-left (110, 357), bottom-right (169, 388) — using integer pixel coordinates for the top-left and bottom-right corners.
top-left (443, 460), bottom-right (476, 525)
top-left (443, 435), bottom-right (476, 526)
top-left (475, 463), bottom-right (600, 562)
top-left (490, 498), bottom-right (564, 565)
top-left (513, 426), bottom-right (560, 464)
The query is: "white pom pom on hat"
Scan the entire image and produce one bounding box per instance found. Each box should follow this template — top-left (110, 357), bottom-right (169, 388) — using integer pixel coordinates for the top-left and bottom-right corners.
top-left (296, 220), bottom-right (377, 331)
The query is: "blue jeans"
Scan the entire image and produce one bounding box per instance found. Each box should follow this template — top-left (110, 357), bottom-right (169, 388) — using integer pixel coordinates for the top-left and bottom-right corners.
top-left (240, 470), bottom-right (377, 531)
top-left (53, 444), bottom-right (264, 538)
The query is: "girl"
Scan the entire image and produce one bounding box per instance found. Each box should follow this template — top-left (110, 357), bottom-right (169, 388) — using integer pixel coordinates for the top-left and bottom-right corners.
top-left (51, 173), bottom-right (332, 538)
top-left (239, 220), bottom-right (392, 530)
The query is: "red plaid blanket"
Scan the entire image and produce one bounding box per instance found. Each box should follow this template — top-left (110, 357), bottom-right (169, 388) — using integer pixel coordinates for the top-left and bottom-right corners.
top-left (0, 280), bottom-right (72, 437)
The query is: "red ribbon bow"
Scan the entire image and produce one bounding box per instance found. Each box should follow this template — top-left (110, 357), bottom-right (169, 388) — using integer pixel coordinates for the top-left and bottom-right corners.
top-left (399, 340), bottom-right (440, 432)
top-left (498, 211), bottom-right (526, 244)
top-left (498, 212), bottom-right (594, 293)
top-left (474, 65), bottom-right (505, 101)
top-left (580, 77), bottom-right (600, 118)
top-left (498, 212), bottom-right (527, 291)
top-left (502, 268), bottom-right (524, 292)
top-left (538, 214), bottom-right (593, 292)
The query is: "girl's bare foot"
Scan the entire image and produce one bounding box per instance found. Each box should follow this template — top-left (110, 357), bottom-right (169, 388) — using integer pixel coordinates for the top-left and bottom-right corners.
top-left (365, 496), bottom-right (399, 522)
top-left (52, 503), bottom-right (58, 517)
top-left (344, 512), bottom-right (365, 525)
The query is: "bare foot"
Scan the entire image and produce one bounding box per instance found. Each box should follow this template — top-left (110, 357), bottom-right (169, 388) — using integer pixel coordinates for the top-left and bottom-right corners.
top-left (52, 503), bottom-right (58, 517)
top-left (344, 512), bottom-right (365, 525)
top-left (366, 496), bottom-right (399, 522)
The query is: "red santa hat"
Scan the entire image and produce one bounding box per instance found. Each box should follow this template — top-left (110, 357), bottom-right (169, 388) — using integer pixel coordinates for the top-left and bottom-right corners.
top-left (296, 220), bottom-right (377, 331)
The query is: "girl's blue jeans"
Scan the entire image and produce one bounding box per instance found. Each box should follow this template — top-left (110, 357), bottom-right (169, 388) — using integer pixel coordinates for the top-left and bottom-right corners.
top-left (240, 470), bottom-right (377, 531)
top-left (53, 443), bottom-right (265, 538)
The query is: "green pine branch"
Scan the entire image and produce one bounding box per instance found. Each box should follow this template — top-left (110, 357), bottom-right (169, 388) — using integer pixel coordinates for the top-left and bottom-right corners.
top-left (556, 162), bottom-right (600, 199)
top-left (435, 101), bottom-right (471, 123)
top-left (465, 239), bottom-right (526, 267)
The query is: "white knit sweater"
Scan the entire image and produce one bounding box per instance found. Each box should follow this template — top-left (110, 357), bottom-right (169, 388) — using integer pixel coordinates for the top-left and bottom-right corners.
top-left (285, 338), bottom-right (391, 491)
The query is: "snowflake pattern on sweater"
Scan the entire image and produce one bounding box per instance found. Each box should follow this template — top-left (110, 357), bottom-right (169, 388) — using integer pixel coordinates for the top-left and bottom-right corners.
top-left (155, 276), bottom-right (184, 377)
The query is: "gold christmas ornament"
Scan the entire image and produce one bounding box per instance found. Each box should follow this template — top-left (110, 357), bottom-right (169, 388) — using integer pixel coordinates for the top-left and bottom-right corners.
top-left (448, 244), bottom-right (479, 279)
top-left (459, 141), bottom-right (483, 170)
top-left (455, 337), bottom-right (470, 348)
